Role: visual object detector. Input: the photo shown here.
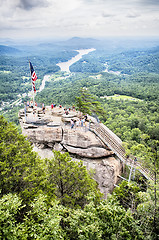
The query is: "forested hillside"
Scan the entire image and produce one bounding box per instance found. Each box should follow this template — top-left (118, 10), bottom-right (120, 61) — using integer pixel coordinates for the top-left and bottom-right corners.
top-left (105, 46), bottom-right (159, 74)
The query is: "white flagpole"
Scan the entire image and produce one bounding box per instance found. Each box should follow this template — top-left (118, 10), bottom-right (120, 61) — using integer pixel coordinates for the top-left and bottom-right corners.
top-left (32, 85), bottom-right (35, 108)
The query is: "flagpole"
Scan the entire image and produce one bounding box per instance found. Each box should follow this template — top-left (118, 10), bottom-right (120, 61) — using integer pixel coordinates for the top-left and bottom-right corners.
top-left (32, 85), bottom-right (35, 108)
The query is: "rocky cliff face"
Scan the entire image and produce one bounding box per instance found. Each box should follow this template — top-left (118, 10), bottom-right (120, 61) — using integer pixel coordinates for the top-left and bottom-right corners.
top-left (19, 106), bottom-right (122, 198)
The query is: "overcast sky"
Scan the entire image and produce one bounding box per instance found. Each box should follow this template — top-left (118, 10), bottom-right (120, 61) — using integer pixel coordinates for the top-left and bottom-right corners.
top-left (0, 0), bottom-right (159, 40)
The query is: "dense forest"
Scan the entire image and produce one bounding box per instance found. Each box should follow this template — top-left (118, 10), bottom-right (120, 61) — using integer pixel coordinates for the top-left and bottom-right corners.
top-left (0, 115), bottom-right (158, 239)
top-left (0, 37), bottom-right (159, 238)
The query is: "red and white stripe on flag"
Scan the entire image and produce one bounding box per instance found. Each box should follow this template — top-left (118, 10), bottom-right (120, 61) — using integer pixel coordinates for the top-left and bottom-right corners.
top-left (32, 71), bottom-right (37, 81)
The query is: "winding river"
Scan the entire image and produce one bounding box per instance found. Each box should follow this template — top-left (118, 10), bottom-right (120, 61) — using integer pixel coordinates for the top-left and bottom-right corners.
top-left (38, 75), bottom-right (50, 93)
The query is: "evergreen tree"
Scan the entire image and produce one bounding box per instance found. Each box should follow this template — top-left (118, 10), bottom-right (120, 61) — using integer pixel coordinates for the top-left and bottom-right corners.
top-left (46, 150), bottom-right (101, 208)
top-left (75, 87), bottom-right (106, 120)
top-left (0, 116), bottom-right (45, 202)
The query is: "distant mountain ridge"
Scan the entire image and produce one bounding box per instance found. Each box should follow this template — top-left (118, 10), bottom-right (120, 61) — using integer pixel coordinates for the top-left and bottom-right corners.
top-left (65, 37), bottom-right (99, 44)
top-left (0, 45), bottom-right (21, 55)
top-left (56, 37), bottom-right (99, 49)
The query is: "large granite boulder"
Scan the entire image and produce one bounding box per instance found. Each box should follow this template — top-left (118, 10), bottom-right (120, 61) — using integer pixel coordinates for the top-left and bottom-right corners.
top-left (22, 125), bottom-right (63, 144)
top-left (19, 106), bottom-right (122, 198)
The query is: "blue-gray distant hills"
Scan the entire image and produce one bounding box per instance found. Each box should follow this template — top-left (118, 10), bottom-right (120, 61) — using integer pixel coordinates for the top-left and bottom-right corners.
top-left (0, 45), bottom-right (21, 55)
top-left (37, 37), bottom-right (99, 51)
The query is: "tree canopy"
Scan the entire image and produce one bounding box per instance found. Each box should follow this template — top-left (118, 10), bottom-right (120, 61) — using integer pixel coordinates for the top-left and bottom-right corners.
top-left (75, 87), bottom-right (106, 121)
top-left (0, 116), bottom-right (159, 239)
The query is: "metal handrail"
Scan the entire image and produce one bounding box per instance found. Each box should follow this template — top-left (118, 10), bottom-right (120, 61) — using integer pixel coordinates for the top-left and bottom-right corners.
top-left (90, 123), bottom-right (154, 181)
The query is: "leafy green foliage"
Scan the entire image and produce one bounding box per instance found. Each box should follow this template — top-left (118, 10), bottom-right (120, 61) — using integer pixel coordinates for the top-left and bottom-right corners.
top-left (75, 87), bottom-right (93, 115)
top-left (0, 193), bottom-right (24, 239)
top-left (137, 185), bottom-right (159, 239)
top-left (105, 47), bottom-right (159, 74)
top-left (0, 116), bottom-right (101, 208)
top-left (102, 97), bottom-right (159, 173)
top-left (75, 87), bottom-right (106, 120)
top-left (113, 181), bottom-right (141, 211)
top-left (0, 116), bottom-right (45, 202)
top-left (0, 116), bottom-right (158, 239)
top-left (46, 151), bottom-right (101, 208)
top-left (112, 180), bottom-right (159, 239)
top-left (61, 198), bottom-right (143, 240)
top-left (23, 195), bottom-right (64, 240)
top-left (70, 58), bottom-right (105, 73)
top-left (0, 192), bottom-right (144, 240)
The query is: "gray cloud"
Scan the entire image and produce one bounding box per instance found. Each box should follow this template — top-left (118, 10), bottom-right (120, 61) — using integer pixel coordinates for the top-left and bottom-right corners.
top-left (18, 0), bottom-right (49, 10)
top-left (83, 0), bottom-right (159, 7)
top-left (126, 13), bottom-right (140, 18)
top-left (102, 12), bottom-right (115, 18)
top-left (140, 0), bottom-right (159, 5)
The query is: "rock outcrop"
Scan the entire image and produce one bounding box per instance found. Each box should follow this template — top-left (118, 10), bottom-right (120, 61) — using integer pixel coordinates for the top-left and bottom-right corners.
top-left (19, 105), bottom-right (122, 198)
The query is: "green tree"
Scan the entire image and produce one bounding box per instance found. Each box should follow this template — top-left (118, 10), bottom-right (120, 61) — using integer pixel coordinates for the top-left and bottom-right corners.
top-left (60, 202), bottom-right (103, 240)
top-left (112, 181), bottom-right (141, 212)
top-left (0, 193), bottom-right (25, 239)
top-left (61, 197), bottom-right (143, 240)
top-left (23, 195), bottom-right (64, 240)
top-left (46, 151), bottom-right (101, 208)
top-left (0, 116), bottom-right (45, 202)
top-left (137, 185), bottom-right (159, 240)
top-left (75, 87), bottom-right (106, 120)
top-left (75, 87), bottom-right (93, 115)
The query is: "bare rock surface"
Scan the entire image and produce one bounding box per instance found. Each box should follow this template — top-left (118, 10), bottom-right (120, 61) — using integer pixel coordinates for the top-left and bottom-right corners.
top-left (19, 106), bottom-right (122, 197)
top-left (73, 157), bottom-right (122, 198)
top-left (62, 128), bottom-right (105, 148)
top-left (64, 145), bottom-right (113, 158)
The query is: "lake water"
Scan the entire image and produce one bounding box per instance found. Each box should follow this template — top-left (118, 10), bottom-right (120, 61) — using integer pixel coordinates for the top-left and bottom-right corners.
top-left (56, 48), bottom-right (96, 72)
top-left (38, 48), bottom-right (96, 93)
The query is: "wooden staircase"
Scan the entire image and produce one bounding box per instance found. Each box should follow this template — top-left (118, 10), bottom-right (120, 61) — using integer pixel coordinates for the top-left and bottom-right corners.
top-left (90, 122), bottom-right (154, 181)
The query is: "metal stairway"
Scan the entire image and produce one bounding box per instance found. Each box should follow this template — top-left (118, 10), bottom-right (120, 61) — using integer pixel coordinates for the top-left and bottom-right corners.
top-left (90, 122), bottom-right (154, 181)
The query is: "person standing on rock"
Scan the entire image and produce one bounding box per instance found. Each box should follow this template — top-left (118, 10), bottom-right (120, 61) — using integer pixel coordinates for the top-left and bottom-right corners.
top-left (84, 118), bottom-right (87, 132)
top-left (76, 119), bottom-right (80, 128)
top-left (74, 119), bottom-right (77, 129)
top-left (83, 118), bottom-right (85, 131)
top-left (81, 118), bottom-right (84, 127)
top-left (42, 103), bottom-right (45, 114)
top-left (30, 101), bottom-right (33, 109)
top-left (71, 119), bottom-right (74, 129)
top-left (27, 101), bottom-right (30, 109)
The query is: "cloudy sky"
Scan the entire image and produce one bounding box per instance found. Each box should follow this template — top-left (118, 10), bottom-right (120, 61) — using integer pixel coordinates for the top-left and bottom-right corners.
top-left (0, 0), bottom-right (159, 40)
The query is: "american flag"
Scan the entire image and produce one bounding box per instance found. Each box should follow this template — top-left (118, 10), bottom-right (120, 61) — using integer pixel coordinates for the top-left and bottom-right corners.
top-left (29, 61), bottom-right (37, 92)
